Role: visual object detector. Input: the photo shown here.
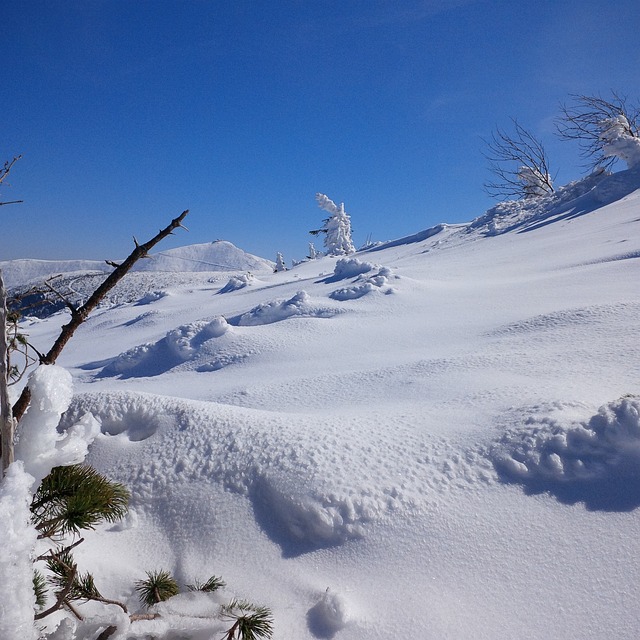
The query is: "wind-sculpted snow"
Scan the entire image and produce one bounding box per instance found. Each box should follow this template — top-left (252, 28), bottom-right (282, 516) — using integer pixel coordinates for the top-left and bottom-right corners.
top-left (469, 167), bottom-right (640, 236)
top-left (493, 396), bottom-right (640, 510)
top-left (489, 302), bottom-right (640, 337)
top-left (14, 176), bottom-right (640, 639)
top-left (217, 272), bottom-right (255, 293)
top-left (330, 265), bottom-right (396, 300)
top-left (100, 317), bottom-right (234, 377)
top-left (229, 290), bottom-right (340, 326)
top-left (320, 257), bottom-right (378, 283)
top-left (62, 391), bottom-right (494, 556)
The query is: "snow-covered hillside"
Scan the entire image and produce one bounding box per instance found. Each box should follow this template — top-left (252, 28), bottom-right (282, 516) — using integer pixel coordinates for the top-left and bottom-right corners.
top-left (0, 240), bottom-right (273, 288)
top-left (8, 168), bottom-right (640, 639)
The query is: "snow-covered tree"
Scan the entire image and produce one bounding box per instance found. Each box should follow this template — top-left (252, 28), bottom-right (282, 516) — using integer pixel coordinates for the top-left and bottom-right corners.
top-left (556, 92), bottom-right (640, 170)
top-left (310, 193), bottom-right (355, 256)
top-left (307, 242), bottom-right (319, 260)
top-left (483, 120), bottom-right (555, 199)
top-left (274, 252), bottom-right (287, 272)
top-left (599, 115), bottom-right (640, 169)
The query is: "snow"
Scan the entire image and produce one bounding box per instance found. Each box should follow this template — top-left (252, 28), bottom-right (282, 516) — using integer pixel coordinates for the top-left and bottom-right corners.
top-left (1, 239), bottom-right (273, 289)
top-left (4, 166), bottom-right (640, 638)
top-left (0, 462), bottom-right (38, 640)
top-left (14, 365), bottom-right (100, 485)
top-left (600, 115), bottom-right (640, 169)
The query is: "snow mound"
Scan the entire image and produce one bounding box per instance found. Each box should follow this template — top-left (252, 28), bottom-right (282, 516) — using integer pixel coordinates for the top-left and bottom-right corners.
top-left (136, 290), bottom-right (170, 305)
top-left (218, 272), bottom-right (255, 293)
top-left (62, 391), bottom-right (490, 556)
top-left (101, 317), bottom-right (232, 377)
top-left (330, 265), bottom-right (396, 300)
top-left (322, 257), bottom-right (377, 283)
top-left (307, 589), bottom-right (353, 637)
top-left (230, 291), bottom-right (339, 326)
top-left (493, 396), bottom-right (640, 510)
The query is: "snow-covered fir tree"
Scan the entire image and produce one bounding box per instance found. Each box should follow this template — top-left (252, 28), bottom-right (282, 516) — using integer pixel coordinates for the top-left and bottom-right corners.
top-left (307, 242), bottom-right (319, 260)
top-left (274, 252), bottom-right (287, 272)
top-left (311, 193), bottom-right (355, 256)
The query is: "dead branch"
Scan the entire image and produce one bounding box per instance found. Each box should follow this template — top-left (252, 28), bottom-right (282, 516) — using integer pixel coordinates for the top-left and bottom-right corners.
top-left (556, 91), bottom-right (640, 170)
top-left (11, 210), bottom-right (189, 422)
top-left (0, 155), bottom-right (23, 207)
top-left (1, 271), bottom-right (15, 472)
top-left (483, 119), bottom-right (555, 199)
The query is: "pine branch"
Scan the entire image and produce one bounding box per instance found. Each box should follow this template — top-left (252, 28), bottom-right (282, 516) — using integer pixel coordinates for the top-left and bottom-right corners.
top-left (32, 464), bottom-right (129, 538)
top-left (135, 570), bottom-right (179, 607)
top-left (12, 209), bottom-right (189, 422)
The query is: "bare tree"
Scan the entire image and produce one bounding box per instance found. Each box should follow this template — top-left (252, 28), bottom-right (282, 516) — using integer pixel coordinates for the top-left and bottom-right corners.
top-left (483, 119), bottom-right (555, 199)
top-left (556, 91), bottom-right (640, 170)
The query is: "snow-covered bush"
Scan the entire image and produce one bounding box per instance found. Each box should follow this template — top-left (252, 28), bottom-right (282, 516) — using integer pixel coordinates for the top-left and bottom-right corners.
top-left (599, 115), bottom-right (640, 169)
top-left (556, 91), bottom-right (640, 170)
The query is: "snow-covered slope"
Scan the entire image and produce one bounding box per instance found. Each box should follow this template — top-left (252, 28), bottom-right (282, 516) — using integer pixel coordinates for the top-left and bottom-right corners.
top-left (130, 240), bottom-right (274, 273)
top-left (15, 170), bottom-right (640, 639)
top-left (0, 240), bottom-right (273, 288)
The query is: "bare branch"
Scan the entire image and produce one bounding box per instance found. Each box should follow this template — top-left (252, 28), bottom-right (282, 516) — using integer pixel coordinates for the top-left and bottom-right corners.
top-left (12, 210), bottom-right (190, 422)
top-left (555, 91), bottom-right (640, 171)
top-left (483, 119), bottom-right (555, 199)
top-left (0, 155), bottom-right (23, 207)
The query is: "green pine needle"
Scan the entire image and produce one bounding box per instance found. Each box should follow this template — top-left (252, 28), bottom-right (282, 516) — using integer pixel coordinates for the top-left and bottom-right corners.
top-left (221, 599), bottom-right (274, 640)
top-left (135, 570), bottom-right (180, 608)
top-left (31, 464), bottom-right (129, 537)
top-left (186, 575), bottom-right (226, 593)
top-left (33, 571), bottom-right (48, 610)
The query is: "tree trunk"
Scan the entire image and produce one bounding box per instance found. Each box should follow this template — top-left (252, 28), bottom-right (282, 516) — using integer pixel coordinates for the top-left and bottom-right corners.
top-left (0, 270), bottom-right (15, 473)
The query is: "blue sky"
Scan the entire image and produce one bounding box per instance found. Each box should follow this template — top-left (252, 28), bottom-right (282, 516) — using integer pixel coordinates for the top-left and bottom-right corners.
top-left (2, 0), bottom-right (640, 263)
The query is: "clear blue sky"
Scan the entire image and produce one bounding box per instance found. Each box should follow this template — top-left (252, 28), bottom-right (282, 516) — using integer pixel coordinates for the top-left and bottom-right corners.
top-left (2, 0), bottom-right (640, 263)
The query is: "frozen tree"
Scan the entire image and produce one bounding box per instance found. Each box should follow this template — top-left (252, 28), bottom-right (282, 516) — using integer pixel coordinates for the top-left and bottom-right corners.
top-left (556, 92), bottom-right (640, 170)
top-left (307, 242), bottom-right (319, 260)
top-left (274, 252), bottom-right (287, 272)
top-left (599, 115), bottom-right (640, 169)
top-left (483, 119), bottom-right (555, 199)
top-left (310, 193), bottom-right (355, 256)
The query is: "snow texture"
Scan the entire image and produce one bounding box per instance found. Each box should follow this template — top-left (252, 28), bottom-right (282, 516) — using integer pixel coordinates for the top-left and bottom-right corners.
top-left (0, 462), bottom-right (38, 640)
top-left (494, 396), bottom-right (640, 509)
top-left (600, 116), bottom-right (640, 169)
top-left (14, 365), bottom-right (100, 485)
top-left (4, 166), bottom-right (640, 639)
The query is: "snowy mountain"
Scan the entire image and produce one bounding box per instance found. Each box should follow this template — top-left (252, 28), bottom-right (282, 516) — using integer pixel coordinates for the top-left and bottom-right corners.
top-left (0, 240), bottom-right (273, 288)
top-left (5, 168), bottom-right (640, 639)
